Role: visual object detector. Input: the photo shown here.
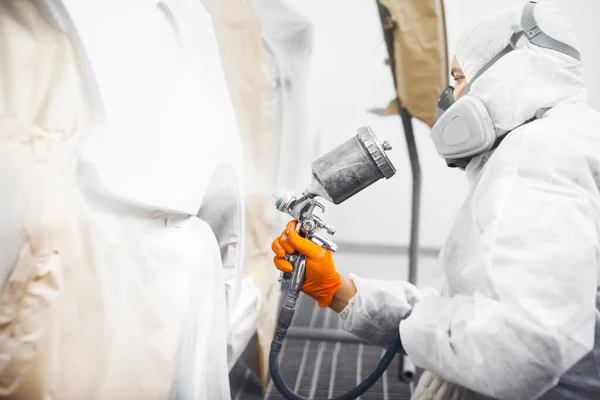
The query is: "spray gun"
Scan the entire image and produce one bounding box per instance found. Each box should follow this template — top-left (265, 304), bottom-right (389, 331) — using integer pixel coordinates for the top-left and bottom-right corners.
top-left (272, 189), bottom-right (337, 289)
top-left (270, 127), bottom-right (399, 400)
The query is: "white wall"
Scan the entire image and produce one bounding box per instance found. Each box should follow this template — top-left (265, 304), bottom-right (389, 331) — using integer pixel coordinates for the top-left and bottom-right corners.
top-left (291, 0), bottom-right (600, 249)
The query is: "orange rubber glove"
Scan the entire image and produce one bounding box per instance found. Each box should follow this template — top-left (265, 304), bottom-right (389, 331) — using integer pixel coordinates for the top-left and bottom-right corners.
top-left (272, 220), bottom-right (343, 308)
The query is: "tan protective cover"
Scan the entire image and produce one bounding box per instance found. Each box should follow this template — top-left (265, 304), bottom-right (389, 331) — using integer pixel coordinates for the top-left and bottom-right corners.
top-left (0, 2), bottom-right (105, 397)
top-left (378, 0), bottom-right (449, 127)
top-left (203, 0), bottom-right (283, 390)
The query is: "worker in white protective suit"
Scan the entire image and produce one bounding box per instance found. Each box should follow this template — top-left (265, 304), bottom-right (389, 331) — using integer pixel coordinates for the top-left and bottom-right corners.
top-left (272, 2), bottom-right (600, 399)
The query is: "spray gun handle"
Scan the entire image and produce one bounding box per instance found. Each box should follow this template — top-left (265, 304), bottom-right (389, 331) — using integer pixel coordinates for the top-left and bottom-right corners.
top-left (281, 253), bottom-right (306, 291)
top-left (279, 224), bottom-right (309, 291)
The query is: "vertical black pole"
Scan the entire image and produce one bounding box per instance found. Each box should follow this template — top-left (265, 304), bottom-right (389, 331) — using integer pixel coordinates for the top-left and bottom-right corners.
top-left (400, 108), bottom-right (420, 286)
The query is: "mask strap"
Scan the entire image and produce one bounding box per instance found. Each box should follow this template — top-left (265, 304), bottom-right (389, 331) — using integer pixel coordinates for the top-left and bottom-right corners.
top-left (521, 1), bottom-right (581, 61)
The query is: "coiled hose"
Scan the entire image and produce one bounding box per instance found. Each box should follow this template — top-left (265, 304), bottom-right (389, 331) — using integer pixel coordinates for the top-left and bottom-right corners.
top-left (269, 289), bottom-right (402, 400)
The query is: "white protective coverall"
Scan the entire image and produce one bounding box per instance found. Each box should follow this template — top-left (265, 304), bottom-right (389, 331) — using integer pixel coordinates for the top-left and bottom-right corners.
top-left (341, 3), bottom-right (600, 400)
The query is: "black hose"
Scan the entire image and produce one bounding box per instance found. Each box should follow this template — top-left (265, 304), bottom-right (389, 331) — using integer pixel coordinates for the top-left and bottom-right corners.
top-left (269, 330), bottom-right (401, 400)
top-left (270, 243), bottom-right (402, 399)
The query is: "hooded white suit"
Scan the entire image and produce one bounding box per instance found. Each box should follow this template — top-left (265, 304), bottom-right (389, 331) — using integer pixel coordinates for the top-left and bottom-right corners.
top-left (341, 3), bottom-right (600, 399)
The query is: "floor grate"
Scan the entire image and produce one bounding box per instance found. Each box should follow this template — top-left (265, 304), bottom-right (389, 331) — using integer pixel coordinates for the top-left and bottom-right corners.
top-left (230, 293), bottom-right (412, 400)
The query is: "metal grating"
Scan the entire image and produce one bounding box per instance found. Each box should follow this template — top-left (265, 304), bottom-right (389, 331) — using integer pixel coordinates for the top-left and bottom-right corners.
top-left (230, 293), bottom-right (412, 400)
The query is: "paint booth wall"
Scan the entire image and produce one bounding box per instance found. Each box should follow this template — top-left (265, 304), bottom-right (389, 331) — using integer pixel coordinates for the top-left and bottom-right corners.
top-left (290, 0), bottom-right (600, 250)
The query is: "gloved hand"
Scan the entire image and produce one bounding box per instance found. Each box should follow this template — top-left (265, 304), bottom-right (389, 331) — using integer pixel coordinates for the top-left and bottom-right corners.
top-left (272, 220), bottom-right (343, 307)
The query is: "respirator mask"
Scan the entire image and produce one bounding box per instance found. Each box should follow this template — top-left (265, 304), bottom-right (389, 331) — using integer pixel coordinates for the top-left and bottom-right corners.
top-left (431, 1), bottom-right (581, 169)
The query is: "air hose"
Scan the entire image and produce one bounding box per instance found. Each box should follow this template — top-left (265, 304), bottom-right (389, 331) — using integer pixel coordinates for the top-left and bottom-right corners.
top-left (269, 289), bottom-right (402, 400)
